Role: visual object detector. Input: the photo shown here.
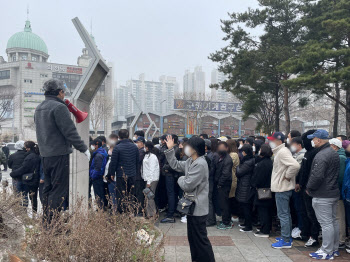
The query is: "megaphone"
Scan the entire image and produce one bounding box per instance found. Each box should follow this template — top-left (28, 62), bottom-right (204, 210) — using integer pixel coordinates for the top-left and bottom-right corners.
top-left (64, 99), bottom-right (88, 123)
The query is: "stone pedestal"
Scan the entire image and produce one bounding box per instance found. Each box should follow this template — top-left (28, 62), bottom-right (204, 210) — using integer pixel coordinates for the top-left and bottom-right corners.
top-left (69, 17), bottom-right (109, 211)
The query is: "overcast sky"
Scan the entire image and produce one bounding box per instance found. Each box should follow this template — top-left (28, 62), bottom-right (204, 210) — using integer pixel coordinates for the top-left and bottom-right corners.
top-left (0, 0), bottom-right (260, 91)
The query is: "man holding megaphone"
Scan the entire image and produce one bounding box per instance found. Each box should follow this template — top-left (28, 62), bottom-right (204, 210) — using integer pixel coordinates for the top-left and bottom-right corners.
top-left (35, 79), bottom-right (90, 223)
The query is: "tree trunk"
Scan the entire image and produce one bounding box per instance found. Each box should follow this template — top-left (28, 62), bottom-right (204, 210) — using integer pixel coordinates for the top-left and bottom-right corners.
top-left (283, 84), bottom-right (290, 134)
top-left (274, 85), bottom-right (280, 132)
top-left (333, 82), bottom-right (340, 137)
top-left (347, 89), bottom-right (350, 137)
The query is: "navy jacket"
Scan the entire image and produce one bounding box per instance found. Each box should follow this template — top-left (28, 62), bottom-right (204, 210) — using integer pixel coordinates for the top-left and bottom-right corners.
top-left (10, 150), bottom-right (40, 184)
top-left (90, 147), bottom-right (108, 180)
top-left (8, 150), bottom-right (27, 172)
top-left (108, 139), bottom-right (139, 178)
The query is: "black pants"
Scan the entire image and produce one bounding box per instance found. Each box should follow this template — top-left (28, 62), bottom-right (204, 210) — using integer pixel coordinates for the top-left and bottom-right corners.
top-left (207, 178), bottom-right (216, 225)
top-left (241, 202), bottom-right (253, 230)
top-left (42, 154), bottom-right (69, 223)
top-left (302, 189), bottom-right (320, 240)
top-left (230, 197), bottom-right (239, 217)
top-left (155, 174), bottom-right (168, 209)
top-left (135, 179), bottom-right (146, 214)
top-left (28, 184), bottom-right (39, 213)
top-left (115, 176), bottom-right (135, 213)
top-left (218, 185), bottom-right (231, 225)
top-left (257, 205), bottom-right (272, 234)
top-left (39, 182), bottom-right (45, 205)
top-left (92, 177), bottom-right (106, 209)
top-left (3, 157), bottom-right (7, 170)
top-left (187, 215), bottom-right (215, 262)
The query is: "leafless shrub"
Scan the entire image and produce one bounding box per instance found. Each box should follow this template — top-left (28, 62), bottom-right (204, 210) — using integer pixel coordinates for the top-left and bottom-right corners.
top-left (0, 178), bottom-right (164, 262)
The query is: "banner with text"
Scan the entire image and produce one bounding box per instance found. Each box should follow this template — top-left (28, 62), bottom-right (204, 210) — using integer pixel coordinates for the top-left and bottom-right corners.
top-left (174, 99), bottom-right (242, 113)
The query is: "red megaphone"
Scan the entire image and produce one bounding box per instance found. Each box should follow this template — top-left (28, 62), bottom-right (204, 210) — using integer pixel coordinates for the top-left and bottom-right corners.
top-left (64, 99), bottom-right (88, 123)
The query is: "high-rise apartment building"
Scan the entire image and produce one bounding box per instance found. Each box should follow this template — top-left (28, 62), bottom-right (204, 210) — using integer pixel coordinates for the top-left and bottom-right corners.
top-left (183, 66), bottom-right (206, 95)
top-left (211, 69), bottom-right (235, 102)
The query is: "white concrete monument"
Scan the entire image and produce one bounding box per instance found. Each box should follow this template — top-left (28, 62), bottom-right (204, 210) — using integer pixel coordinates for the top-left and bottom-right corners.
top-left (69, 17), bottom-right (109, 210)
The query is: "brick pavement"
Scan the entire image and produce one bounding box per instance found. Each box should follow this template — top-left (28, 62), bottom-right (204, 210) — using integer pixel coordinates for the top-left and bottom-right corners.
top-left (157, 215), bottom-right (350, 262)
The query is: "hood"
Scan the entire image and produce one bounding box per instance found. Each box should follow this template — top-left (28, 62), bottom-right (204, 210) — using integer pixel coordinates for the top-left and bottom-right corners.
top-left (301, 129), bottom-right (317, 151)
top-left (337, 147), bottom-right (346, 157)
top-left (93, 147), bottom-right (108, 158)
top-left (14, 140), bottom-right (25, 150)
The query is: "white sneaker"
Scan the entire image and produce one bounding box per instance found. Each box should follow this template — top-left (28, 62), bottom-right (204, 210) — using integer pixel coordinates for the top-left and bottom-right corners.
top-left (181, 216), bottom-right (187, 223)
top-left (231, 217), bottom-right (239, 223)
top-left (292, 227), bottom-right (302, 239)
top-left (305, 237), bottom-right (318, 247)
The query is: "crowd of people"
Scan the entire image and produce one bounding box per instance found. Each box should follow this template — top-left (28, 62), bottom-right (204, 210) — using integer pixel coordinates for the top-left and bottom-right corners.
top-left (2, 127), bottom-right (350, 260)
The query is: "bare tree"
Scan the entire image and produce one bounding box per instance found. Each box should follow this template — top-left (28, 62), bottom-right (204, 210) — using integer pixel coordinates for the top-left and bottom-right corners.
top-left (0, 88), bottom-right (16, 123)
top-left (89, 93), bottom-right (114, 137)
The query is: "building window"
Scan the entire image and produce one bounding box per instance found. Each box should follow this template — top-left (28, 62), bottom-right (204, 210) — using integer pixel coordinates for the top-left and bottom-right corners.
top-left (21, 55), bottom-right (27, 61)
top-left (40, 74), bottom-right (48, 78)
top-left (24, 79), bottom-right (33, 83)
top-left (32, 56), bottom-right (37, 62)
top-left (12, 55), bottom-right (17, 62)
top-left (0, 70), bottom-right (10, 80)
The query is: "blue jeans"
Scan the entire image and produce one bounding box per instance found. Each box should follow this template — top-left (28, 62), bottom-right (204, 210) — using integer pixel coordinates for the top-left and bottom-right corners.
top-left (275, 190), bottom-right (293, 242)
top-left (165, 175), bottom-right (179, 218)
top-left (108, 181), bottom-right (117, 209)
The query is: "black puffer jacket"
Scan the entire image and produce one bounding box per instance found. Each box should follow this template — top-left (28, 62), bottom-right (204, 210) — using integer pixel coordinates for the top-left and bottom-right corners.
top-left (10, 150), bottom-right (40, 185)
top-left (236, 156), bottom-right (255, 203)
top-left (214, 153), bottom-right (233, 187)
top-left (307, 143), bottom-right (340, 198)
top-left (251, 156), bottom-right (273, 206)
top-left (162, 145), bottom-right (181, 177)
top-left (8, 150), bottom-right (27, 176)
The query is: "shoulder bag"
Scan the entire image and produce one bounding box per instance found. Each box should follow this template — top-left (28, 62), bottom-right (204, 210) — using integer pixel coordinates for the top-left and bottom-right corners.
top-left (257, 188), bottom-right (272, 200)
top-left (177, 193), bottom-right (196, 216)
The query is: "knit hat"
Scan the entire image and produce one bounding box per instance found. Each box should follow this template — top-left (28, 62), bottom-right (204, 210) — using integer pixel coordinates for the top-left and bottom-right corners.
top-left (187, 137), bottom-right (205, 157)
top-left (342, 140), bottom-right (350, 150)
top-left (329, 138), bottom-right (342, 149)
top-left (14, 140), bottom-right (25, 150)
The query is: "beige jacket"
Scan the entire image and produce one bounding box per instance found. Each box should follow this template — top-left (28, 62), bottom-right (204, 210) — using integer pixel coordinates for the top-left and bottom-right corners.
top-left (271, 143), bottom-right (300, 193)
top-left (229, 152), bottom-right (240, 198)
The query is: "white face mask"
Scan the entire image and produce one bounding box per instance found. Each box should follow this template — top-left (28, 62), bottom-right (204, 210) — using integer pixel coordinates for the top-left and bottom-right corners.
top-left (311, 140), bottom-right (316, 148)
top-left (133, 136), bottom-right (137, 140)
top-left (290, 145), bottom-right (297, 153)
top-left (252, 146), bottom-right (256, 152)
top-left (144, 147), bottom-right (147, 152)
top-left (109, 139), bottom-right (117, 146)
top-left (90, 145), bottom-right (96, 151)
top-left (269, 141), bottom-right (277, 149)
top-left (159, 140), bottom-right (162, 145)
top-left (184, 146), bottom-right (193, 157)
top-left (286, 138), bottom-right (290, 145)
top-left (238, 144), bottom-right (243, 150)
top-left (108, 149), bottom-right (113, 156)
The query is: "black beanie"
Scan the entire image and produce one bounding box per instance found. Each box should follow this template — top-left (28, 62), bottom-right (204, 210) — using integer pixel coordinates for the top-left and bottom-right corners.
top-left (188, 137), bottom-right (205, 157)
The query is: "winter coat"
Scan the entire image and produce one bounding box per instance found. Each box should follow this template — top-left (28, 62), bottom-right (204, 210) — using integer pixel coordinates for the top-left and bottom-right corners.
top-left (0, 150), bottom-right (6, 166)
top-left (206, 151), bottom-right (218, 181)
top-left (337, 148), bottom-right (347, 200)
top-left (165, 148), bottom-right (209, 216)
top-left (342, 159), bottom-right (350, 200)
top-left (307, 143), bottom-right (340, 199)
top-left (293, 148), bottom-right (306, 165)
top-left (298, 148), bottom-right (319, 187)
top-left (90, 147), bottom-right (108, 180)
top-left (34, 95), bottom-right (87, 157)
top-left (2, 146), bottom-right (9, 158)
top-left (136, 147), bottom-right (146, 180)
top-left (10, 150), bottom-right (40, 185)
top-left (229, 152), bottom-right (240, 198)
top-left (251, 156), bottom-right (273, 206)
top-left (271, 144), bottom-right (300, 193)
top-left (142, 153), bottom-right (160, 185)
top-left (235, 156), bottom-right (255, 203)
top-left (214, 153), bottom-right (233, 187)
top-left (8, 150), bottom-right (27, 178)
top-left (108, 139), bottom-right (139, 178)
top-left (162, 145), bottom-right (181, 177)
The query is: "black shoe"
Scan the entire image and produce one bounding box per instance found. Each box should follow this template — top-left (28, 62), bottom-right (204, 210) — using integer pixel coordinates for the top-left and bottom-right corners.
top-left (238, 224), bottom-right (246, 228)
top-left (339, 243), bottom-right (346, 249)
top-left (160, 217), bottom-right (175, 223)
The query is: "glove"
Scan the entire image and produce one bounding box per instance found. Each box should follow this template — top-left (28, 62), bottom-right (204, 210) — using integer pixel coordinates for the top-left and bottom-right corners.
top-left (84, 150), bottom-right (91, 161)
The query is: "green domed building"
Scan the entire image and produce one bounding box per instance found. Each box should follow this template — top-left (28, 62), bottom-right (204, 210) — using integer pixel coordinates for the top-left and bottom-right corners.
top-left (6, 20), bottom-right (49, 62)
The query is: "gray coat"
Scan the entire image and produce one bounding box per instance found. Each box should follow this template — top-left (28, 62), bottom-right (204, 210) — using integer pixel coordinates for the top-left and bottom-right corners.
top-left (306, 143), bottom-right (340, 199)
top-left (165, 148), bottom-right (209, 216)
top-left (34, 96), bottom-right (87, 157)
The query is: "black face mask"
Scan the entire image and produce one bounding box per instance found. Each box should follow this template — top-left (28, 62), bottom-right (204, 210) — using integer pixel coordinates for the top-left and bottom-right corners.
top-left (218, 150), bottom-right (227, 156)
top-left (346, 151), bottom-right (350, 158)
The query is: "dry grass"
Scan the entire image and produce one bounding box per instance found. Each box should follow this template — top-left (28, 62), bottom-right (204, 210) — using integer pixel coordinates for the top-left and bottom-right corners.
top-left (0, 181), bottom-right (164, 262)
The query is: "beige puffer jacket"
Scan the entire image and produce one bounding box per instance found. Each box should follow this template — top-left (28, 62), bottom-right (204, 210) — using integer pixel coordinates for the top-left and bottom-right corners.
top-left (229, 152), bottom-right (240, 198)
